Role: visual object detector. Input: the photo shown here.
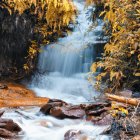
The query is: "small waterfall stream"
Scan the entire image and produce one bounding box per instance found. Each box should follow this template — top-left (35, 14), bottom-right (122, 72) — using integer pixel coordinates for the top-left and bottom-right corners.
top-left (29, 1), bottom-right (105, 104)
top-left (2, 1), bottom-right (111, 140)
top-left (38, 2), bottom-right (104, 76)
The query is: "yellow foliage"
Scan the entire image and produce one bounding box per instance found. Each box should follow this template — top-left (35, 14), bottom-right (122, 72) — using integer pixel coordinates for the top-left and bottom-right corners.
top-left (110, 102), bottom-right (128, 117)
top-left (89, 0), bottom-right (140, 90)
top-left (3, 0), bottom-right (76, 29)
top-left (23, 64), bottom-right (29, 70)
top-left (90, 63), bottom-right (97, 73)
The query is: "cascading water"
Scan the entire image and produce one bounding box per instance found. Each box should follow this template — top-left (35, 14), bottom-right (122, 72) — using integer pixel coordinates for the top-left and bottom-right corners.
top-left (2, 1), bottom-right (111, 140)
top-left (38, 2), bottom-right (105, 76)
top-left (29, 1), bottom-right (106, 103)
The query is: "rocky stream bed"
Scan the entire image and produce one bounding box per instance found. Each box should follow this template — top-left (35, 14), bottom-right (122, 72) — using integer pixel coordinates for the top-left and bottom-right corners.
top-left (0, 83), bottom-right (140, 140)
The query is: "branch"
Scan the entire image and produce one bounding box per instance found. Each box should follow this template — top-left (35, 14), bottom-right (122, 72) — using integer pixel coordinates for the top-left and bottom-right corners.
top-left (106, 93), bottom-right (140, 106)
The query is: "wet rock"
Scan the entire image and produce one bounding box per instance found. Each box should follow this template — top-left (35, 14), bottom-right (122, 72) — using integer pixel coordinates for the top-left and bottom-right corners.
top-left (82, 102), bottom-right (110, 117)
top-left (0, 128), bottom-right (16, 137)
top-left (50, 105), bottom-right (86, 119)
top-left (83, 102), bottom-right (111, 111)
top-left (0, 118), bottom-right (21, 132)
top-left (40, 103), bottom-right (56, 115)
top-left (92, 114), bottom-right (113, 126)
top-left (49, 99), bottom-right (68, 105)
top-left (0, 120), bottom-right (21, 138)
top-left (87, 107), bottom-right (109, 116)
top-left (0, 110), bottom-right (4, 117)
top-left (0, 111), bottom-right (21, 138)
top-left (64, 130), bottom-right (89, 140)
top-left (64, 130), bottom-right (82, 140)
top-left (41, 100), bottom-right (111, 120)
top-left (40, 99), bottom-right (68, 115)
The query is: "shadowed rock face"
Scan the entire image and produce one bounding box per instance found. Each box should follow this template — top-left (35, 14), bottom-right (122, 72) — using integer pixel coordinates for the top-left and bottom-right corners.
top-left (0, 6), bottom-right (39, 80)
top-left (0, 5), bottom-right (71, 80)
top-left (0, 7), bottom-right (33, 79)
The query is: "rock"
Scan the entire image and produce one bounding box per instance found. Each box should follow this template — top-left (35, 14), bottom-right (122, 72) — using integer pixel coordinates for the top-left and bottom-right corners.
top-left (50, 105), bottom-right (86, 119)
top-left (64, 130), bottom-right (82, 140)
top-left (40, 103), bottom-right (56, 115)
top-left (41, 100), bottom-right (112, 120)
top-left (81, 102), bottom-right (110, 117)
top-left (0, 118), bottom-right (21, 138)
top-left (49, 99), bottom-right (68, 105)
top-left (86, 107), bottom-right (109, 116)
top-left (0, 111), bottom-right (21, 138)
top-left (40, 99), bottom-right (68, 115)
top-left (83, 102), bottom-right (111, 111)
top-left (0, 128), bottom-right (16, 137)
top-left (0, 118), bottom-right (21, 132)
top-left (92, 114), bottom-right (113, 126)
top-left (0, 110), bottom-right (4, 117)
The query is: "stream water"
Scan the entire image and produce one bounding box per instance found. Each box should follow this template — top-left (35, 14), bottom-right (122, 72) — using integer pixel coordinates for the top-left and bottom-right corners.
top-left (2, 1), bottom-right (111, 140)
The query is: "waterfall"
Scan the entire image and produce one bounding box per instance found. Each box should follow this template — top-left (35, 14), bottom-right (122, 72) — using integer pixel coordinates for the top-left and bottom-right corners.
top-left (38, 1), bottom-right (105, 76)
top-left (29, 1), bottom-right (106, 104)
top-left (2, 1), bottom-right (110, 140)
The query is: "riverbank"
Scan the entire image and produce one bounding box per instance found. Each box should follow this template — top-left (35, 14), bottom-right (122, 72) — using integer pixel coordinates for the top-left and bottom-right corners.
top-left (0, 82), bottom-right (49, 107)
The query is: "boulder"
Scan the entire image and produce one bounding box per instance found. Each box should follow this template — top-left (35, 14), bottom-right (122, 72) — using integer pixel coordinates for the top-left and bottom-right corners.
top-left (0, 118), bottom-right (21, 132)
top-left (0, 111), bottom-right (21, 138)
top-left (64, 130), bottom-right (82, 140)
top-left (41, 100), bottom-right (111, 120)
top-left (40, 99), bottom-right (68, 115)
top-left (0, 128), bottom-right (16, 137)
top-left (50, 105), bottom-right (86, 119)
top-left (92, 114), bottom-right (113, 126)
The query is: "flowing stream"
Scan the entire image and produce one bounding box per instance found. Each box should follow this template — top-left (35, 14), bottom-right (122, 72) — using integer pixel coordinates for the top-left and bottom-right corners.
top-left (2, 1), bottom-right (111, 140)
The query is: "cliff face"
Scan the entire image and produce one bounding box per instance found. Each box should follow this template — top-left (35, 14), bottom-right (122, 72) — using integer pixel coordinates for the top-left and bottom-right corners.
top-left (0, 7), bottom-right (37, 80)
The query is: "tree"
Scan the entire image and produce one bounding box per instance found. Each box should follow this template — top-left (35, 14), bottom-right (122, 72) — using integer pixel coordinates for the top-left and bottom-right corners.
top-left (89, 0), bottom-right (140, 92)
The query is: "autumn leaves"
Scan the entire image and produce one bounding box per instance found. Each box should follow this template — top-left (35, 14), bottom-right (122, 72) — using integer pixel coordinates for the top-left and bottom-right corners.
top-left (90, 0), bottom-right (140, 91)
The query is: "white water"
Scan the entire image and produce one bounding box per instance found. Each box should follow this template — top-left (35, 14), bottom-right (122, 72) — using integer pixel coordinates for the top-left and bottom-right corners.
top-left (2, 1), bottom-right (111, 140)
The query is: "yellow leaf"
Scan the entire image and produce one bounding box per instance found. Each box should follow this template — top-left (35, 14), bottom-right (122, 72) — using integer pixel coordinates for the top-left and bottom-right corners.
top-left (134, 73), bottom-right (140, 76)
top-left (23, 64), bottom-right (29, 70)
top-left (90, 63), bottom-right (97, 73)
